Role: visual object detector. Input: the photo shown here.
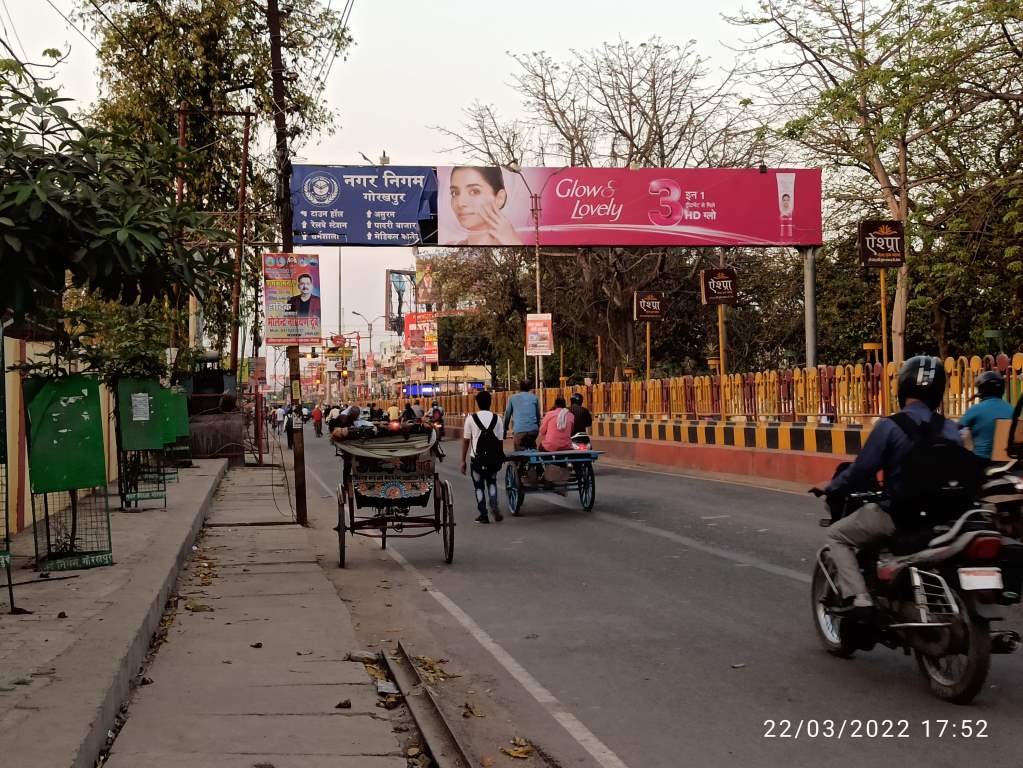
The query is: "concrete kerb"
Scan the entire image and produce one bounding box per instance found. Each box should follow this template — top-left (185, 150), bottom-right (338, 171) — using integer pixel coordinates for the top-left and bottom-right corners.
top-left (0, 459), bottom-right (228, 768)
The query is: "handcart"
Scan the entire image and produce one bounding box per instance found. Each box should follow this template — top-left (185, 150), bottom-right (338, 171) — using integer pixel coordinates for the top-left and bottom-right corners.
top-left (503, 449), bottom-right (602, 515)
top-left (335, 425), bottom-right (453, 567)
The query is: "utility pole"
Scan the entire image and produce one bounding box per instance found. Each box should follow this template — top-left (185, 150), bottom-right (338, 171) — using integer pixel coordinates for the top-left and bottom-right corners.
top-left (267, 0), bottom-right (306, 524)
top-left (229, 112), bottom-right (252, 376)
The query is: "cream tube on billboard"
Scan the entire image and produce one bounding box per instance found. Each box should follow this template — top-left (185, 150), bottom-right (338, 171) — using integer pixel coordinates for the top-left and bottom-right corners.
top-left (776, 173), bottom-right (795, 238)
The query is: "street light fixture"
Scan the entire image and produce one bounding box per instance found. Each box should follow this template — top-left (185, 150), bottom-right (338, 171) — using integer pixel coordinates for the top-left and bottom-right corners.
top-left (501, 161), bottom-right (570, 390)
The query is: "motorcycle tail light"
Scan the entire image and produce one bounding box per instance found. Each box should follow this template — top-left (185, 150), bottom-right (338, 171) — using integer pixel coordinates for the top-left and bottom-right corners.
top-left (965, 535), bottom-right (1002, 560)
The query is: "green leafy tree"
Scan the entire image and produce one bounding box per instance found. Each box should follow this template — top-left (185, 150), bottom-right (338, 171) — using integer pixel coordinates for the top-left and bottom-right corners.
top-left (0, 67), bottom-right (228, 317)
top-left (79, 0), bottom-right (354, 351)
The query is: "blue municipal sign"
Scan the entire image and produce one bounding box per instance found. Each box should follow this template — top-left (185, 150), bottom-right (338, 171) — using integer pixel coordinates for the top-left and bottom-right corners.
top-left (291, 165), bottom-right (437, 246)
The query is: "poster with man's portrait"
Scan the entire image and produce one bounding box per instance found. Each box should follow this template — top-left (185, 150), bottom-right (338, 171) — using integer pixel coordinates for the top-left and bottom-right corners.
top-left (263, 252), bottom-right (322, 345)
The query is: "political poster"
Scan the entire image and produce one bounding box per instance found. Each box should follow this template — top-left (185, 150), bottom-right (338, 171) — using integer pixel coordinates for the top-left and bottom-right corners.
top-left (404, 312), bottom-right (438, 364)
top-left (416, 258), bottom-right (441, 309)
top-left (437, 166), bottom-right (822, 247)
top-left (292, 165), bottom-right (438, 246)
top-left (525, 314), bottom-right (554, 356)
top-left (262, 253), bottom-right (322, 346)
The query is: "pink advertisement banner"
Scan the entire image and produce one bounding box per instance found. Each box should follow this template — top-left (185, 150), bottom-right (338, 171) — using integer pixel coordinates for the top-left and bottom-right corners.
top-left (437, 166), bottom-right (822, 247)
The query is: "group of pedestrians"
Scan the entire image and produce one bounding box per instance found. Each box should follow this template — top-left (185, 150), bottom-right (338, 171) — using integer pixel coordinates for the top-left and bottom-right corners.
top-left (461, 380), bottom-right (592, 524)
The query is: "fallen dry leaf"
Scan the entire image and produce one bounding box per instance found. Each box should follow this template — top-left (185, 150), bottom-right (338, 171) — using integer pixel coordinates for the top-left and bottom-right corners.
top-left (414, 655), bottom-right (460, 683)
top-left (511, 737), bottom-right (529, 748)
top-left (406, 746), bottom-right (421, 757)
top-left (480, 758), bottom-right (495, 768)
top-left (363, 663), bottom-right (388, 681)
top-left (462, 701), bottom-right (484, 719)
top-left (184, 601), bottom-right (212, 613)
top-left (500, 747), bottom-right (532, 760)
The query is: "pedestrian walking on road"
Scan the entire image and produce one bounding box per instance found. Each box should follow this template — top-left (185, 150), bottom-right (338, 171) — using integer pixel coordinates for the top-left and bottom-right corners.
top-left (312, 405), bottom-right (323, 438)
top-left (462, 390), bottom-right (505, 523)
top-left (503, 380), bottom-right (541, 450)
top-left (285, 407), bottom-right (296, 449)
top-left (275, 405), bottom-right (286, 435)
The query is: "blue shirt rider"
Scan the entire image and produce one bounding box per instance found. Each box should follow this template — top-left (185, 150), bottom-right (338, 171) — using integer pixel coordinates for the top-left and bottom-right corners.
top-left (959, 371), bottom-right (1013, 461)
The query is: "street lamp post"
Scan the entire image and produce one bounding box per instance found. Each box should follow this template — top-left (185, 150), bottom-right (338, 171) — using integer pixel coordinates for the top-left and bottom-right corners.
top-left (353, 312), bottom-right (385, 398)
top-left (504, 163), bottom-right (569, 391)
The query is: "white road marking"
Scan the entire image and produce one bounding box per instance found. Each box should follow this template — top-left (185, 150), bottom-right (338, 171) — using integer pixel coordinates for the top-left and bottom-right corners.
top-left (594, 512), bottom-right (810, 584)
top-left (387, 547), bottom-right (632, 768)
top-left (536, 491), bottom-right (809, 584)
top-left (307, 463), bottom-right (632, 768)
top-left (602, 461), bottom-right (809, 496)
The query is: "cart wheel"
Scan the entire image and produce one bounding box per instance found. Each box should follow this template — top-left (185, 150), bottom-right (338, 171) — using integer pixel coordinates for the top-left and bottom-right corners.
top-left (433, 473), bottom-right (442, 530)
top-left (578, 462), bottom-right (596, 512)
top-left (441, 480), bottom-right (455, 564)
top-left (505, 463), bottom-right (523, 515)
top-left (335, 484), bottom-right (347, 568)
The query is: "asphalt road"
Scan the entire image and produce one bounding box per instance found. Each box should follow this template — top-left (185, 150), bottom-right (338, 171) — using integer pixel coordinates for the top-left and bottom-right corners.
top-left (299, 430), bottom-right (1023, 768)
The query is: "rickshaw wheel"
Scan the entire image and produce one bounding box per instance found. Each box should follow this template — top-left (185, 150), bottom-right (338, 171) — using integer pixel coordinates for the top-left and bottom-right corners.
top-left (505, 463), bottom-right (523, 515)
top-left (336, 483), bottom-right (347, 568)
top-left (442, 480), bottom-right (455, 564)
top-left (578, 462), bottom-right (596, 512)
top-left (433, 472), bottom-right (442, 530)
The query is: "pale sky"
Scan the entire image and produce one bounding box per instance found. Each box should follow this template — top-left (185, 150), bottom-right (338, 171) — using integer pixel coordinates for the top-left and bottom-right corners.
top-left (5, 0), bottom-right (750, 362)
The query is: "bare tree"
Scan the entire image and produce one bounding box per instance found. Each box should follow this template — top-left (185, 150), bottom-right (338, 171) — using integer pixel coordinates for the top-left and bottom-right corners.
top-left (434, 37), bottom-right (773, 370)
top-left (729, 0), bottom-right (1010, 362)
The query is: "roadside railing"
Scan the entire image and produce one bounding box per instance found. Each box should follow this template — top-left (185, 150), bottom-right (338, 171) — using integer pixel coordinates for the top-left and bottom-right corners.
top-left (425, 353), bottom-right (1023, 425)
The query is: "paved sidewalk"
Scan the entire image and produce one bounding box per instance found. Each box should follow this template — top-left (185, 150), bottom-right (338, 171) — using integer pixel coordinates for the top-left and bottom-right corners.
top-left (105, 466), bottom-right (405, 767)
top-left (0, 459), bottom-right (228, 768)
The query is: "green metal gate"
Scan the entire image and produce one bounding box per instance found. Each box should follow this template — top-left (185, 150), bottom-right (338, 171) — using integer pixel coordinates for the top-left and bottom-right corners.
top-left (24, 374), bottom-right (113, 571)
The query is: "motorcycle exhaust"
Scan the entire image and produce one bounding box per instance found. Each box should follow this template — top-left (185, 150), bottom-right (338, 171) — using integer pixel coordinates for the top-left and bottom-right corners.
top-left (991, 630), bottom-right (1021, 654)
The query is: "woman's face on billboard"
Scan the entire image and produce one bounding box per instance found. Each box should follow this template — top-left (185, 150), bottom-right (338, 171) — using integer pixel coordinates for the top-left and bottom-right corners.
top-left (449, 168), bottom-right (507, 231)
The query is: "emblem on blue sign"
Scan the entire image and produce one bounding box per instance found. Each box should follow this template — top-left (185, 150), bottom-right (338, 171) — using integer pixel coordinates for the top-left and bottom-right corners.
top-left (303, 174), bottom-right (340, 205)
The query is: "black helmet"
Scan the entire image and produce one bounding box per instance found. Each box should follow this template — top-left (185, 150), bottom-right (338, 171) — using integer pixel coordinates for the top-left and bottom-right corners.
top-left (897, 356), bottom-right (946, 409)
top-left (570, 392), bottom-right (583, 406)
top-left (975, 370), bottom-right (1005, 399)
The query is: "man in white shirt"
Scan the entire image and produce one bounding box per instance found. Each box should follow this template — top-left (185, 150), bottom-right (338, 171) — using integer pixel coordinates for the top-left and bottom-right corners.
top-left (461, 390), bottom-right (504, 524)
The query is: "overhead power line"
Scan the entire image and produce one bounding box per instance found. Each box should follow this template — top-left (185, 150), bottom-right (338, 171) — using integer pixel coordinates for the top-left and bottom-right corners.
top-left (43, 0), bottom-right (100, 52)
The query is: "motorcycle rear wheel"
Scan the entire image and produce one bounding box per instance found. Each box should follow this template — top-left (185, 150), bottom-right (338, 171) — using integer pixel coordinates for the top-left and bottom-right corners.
top-left (811, 557), bottom-right (858, 657)
top-left (914, 590), bottom-right (991, 704)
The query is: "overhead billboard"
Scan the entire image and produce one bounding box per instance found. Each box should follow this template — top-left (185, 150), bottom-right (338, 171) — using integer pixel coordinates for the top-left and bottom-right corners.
top-left (292, 165), bottom-right (438, 245)
top-left (262, 252), bottom-right (322, 346)
top-left (437, 166), bottom-right (822, 247)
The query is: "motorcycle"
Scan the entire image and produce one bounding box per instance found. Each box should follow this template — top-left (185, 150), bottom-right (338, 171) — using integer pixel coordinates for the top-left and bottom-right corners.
top-left (979, 460), bottom-right (1023, 541)
top-left (813, 491), bottom-right (1023, 703)
top-left (570, 432), bottom-right (592, 451)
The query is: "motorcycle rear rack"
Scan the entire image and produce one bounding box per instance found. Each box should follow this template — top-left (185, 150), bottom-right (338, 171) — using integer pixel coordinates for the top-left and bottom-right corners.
top-left (888, 622), bottom-right (953, 629)
top-left (910, 567), bottom-right (959, 623)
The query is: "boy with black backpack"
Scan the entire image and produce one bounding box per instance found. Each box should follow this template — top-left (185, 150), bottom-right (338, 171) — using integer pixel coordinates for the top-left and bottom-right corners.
top-left (461, 390), bottom-right (506, 524)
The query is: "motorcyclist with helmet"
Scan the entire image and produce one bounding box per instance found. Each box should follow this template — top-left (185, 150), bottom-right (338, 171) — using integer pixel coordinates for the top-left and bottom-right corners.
top-left (816, 356), bottom-right (964, 613)
top-left (960, 370), bottom-right (1013, 462)
top-left (568, 392), bottom-right (593, 435)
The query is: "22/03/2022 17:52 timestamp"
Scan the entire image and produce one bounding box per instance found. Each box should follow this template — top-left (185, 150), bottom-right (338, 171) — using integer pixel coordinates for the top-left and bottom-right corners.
top-left (763, 719), bottom-right (989, 739)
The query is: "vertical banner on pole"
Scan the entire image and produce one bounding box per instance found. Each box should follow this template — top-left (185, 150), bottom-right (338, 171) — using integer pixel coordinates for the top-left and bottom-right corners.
top-left (525, 314), bottom-right (554, 356)
top-left (858, 220), bottom-right (905, 415)
top-left (262, 253), bottom-right (322, 346)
